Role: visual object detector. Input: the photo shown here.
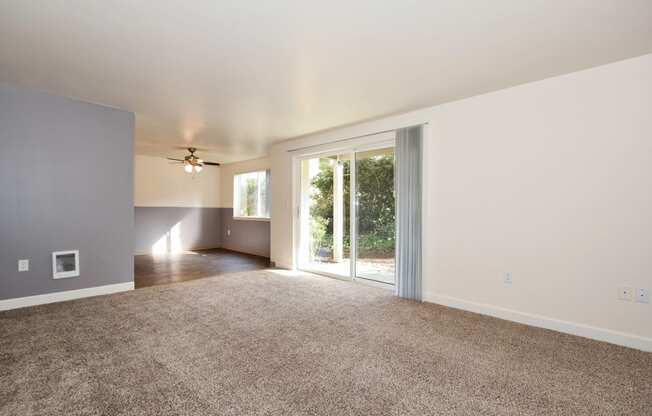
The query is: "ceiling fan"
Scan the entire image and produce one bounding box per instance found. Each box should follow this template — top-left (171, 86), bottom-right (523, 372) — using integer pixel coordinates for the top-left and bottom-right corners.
top-left (167, 147), bottom-right (220, 173)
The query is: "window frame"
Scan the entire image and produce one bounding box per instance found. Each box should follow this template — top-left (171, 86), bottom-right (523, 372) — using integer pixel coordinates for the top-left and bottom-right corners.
top-left (233, 169), bottom-right (271, 221)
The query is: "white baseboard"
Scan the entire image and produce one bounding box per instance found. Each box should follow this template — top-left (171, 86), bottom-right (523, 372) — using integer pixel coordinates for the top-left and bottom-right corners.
top-left (424, 292), bottom-right (652, 352)
top-left (0, 282), bottom-right (134, 312)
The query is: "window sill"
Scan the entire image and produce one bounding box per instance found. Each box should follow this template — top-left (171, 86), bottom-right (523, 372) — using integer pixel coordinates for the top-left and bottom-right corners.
top-left (233, 216), bottom-right (271, 222)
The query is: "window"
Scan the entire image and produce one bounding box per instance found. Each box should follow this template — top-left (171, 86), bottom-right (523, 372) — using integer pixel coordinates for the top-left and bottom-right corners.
top-left (233, 169), bottom-right (271, 219)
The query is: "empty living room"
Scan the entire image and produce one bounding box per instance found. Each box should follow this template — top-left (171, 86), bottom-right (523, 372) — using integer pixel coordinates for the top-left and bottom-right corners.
top-left (1, 1), bottom-right (651, 415)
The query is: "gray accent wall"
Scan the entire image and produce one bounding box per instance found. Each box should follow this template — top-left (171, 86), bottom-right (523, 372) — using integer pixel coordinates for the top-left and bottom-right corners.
top-left (220, 208), bottom-right (271, 258)
top-left (134, 207), bottom-right (223, 254)
top-left (134, 207), bottom-right (270, 258)
top-left (0, 85), bottom-right (134, 300)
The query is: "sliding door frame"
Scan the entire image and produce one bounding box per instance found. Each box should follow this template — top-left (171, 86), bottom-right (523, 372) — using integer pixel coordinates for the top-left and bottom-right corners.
top-left (293, 133), bottom-right (395, 287)
top-left (295, 148), bottom-right (353, 282)
top-left (351, 140), bottom-right (396, 287)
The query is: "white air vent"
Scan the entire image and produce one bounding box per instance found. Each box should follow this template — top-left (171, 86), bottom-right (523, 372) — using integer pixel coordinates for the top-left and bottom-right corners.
top-left (52, 250), bottom-right (80, 279)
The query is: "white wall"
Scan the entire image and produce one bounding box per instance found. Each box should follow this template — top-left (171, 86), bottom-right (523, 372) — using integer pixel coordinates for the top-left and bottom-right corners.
top-left (219, 157), bottom-right (271, 208)
top-left (134, 154), bottom-right (221, 207)
top-left (270, 54), bottom-right (652, 350)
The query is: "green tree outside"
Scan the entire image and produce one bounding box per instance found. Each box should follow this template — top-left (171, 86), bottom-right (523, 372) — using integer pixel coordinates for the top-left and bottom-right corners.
top-left (310, 154), bottom-right (395, 259)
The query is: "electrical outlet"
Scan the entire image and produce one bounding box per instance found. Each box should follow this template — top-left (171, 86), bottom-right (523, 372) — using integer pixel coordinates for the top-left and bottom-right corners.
top-left (635, 288), bottom-right (650, 304)
top-left (504, 272), bottom-right (512, 285)
top-left (227, 229), bottom-right (231, 236)
top-left (618, 286), bottom-right (633, 301)
top-left (18, 259), bottom-right (29, 272)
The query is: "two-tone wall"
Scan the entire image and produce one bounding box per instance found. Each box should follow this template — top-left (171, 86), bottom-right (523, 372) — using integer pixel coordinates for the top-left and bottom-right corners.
top-left (134, 155), bottom-right (223, 254)
top-left (0, 84), bottom-right (134, 303)
top-left (219, 157), bottom-right (271, 257)
top-left (134, 155), bottom-right (271, 257)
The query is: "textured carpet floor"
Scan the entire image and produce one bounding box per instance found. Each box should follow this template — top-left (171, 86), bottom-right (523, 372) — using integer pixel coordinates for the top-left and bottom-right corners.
top-left (1, 270), bottom-right (650, 416)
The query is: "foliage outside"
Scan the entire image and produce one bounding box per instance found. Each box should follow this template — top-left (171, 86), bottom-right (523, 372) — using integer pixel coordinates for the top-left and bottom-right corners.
top-left (310, 154), bottom-right (395, 260)
top-left (235, 170), bottom-right (269, 218)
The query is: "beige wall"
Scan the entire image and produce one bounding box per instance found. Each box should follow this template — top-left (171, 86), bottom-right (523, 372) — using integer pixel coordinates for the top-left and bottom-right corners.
top-left (134, 154), bottom-right (271, 208)
top-left (134, 154), bottom-right (221, 207)
top-left (219, 157), bottom-right (271, 208)
top-left (270, 54), bottom-right (652, 350)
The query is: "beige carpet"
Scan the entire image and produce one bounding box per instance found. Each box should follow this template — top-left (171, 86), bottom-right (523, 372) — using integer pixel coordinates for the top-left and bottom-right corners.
top-left (1, 270), bottom-right (650, 415)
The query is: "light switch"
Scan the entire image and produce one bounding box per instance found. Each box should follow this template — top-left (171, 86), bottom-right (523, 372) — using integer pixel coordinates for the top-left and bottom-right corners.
top-left (635, 288), bottom-right (650, 304)
top-left (18, 259), bottom-right (29, 272)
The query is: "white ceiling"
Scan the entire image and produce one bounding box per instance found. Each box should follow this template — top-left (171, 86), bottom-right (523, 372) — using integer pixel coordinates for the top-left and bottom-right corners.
top-left (1, 1), bottom-right (651, 163)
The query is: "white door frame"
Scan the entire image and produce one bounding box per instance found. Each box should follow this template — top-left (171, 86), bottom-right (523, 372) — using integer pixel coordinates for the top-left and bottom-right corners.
top-left (292, 133), bottom-right (395, 285)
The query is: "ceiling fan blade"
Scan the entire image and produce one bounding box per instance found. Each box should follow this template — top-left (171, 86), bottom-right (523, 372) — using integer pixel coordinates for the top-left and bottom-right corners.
top-left (173, 146), bottom-right (208, 151)
top-left (203, 161), bottom-right (220, 166)
top-left (166, 157), bottom-right (185, 162)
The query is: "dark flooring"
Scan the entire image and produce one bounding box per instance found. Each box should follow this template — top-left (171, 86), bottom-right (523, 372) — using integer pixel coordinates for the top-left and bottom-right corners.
top-left (134, 248), bottom-right (270, 288)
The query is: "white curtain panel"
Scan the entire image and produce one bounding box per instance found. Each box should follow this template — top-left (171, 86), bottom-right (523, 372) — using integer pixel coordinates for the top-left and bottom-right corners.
top-left (395, 125), bottom-right (423, 300)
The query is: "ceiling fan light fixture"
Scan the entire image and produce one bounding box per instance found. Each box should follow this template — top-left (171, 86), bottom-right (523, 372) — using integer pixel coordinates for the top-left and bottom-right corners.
top-left (167, 147), bottom-right (219, 173)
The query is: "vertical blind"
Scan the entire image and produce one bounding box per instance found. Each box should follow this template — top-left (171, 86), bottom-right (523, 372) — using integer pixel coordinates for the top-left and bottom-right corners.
top-left (395, 125), bottom-right (423, 300)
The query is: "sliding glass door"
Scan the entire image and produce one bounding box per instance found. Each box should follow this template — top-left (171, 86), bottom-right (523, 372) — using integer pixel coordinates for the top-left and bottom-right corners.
top-left (298, 153), bottom-right (351, 278)
top-left (354, 147), bottom-right (395, 284)
top-left (297, 141), bottom-right (395, 285)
